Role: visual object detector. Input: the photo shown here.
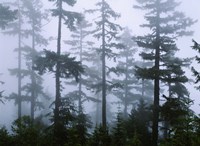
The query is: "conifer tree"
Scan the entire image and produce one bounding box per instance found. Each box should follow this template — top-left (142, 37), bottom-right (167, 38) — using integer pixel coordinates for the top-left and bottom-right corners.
top-left (160, 55), bottom-right (191, 138)
top-left (134, 0), bottom-right (195, 145)
top-left (33, 0), bottom-right (83, 144)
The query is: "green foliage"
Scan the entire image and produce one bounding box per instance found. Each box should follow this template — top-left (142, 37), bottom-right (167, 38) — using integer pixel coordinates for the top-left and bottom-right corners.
top-left (49, 0), bottom-right (82, 31)
top-left (89, 124), bottom-right (111, 146)
top-left (126, 99), bottom-right (152, 146)
top-left (160, 96), bottom-right (196, 146)
top-left (0, 127), bottom-right (13, 146)
top-left (134, 0), bottom-right (195, 81)
top-left (67, 113), bottom-right (92, 146)
top-left (33, 50), bottom-right (84, 81)
top-left (111, 112), bottom-right (127, 146)
top-left (128, 131), bottom-right (142, 146)
top-left (11, 116), bottom-right (45, 146)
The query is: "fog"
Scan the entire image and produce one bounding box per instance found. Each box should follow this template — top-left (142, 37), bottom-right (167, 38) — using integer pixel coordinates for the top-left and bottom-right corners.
top-left (0, 0), bottom-right (200, 145)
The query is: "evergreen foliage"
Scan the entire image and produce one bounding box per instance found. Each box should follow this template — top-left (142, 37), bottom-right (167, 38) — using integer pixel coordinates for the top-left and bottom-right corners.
top-left (0, 4), bottom-right (16, 29)
top-left (111, 112), bottom-right (126, 146)
top-left (126, 99), bottom-right (152, 146)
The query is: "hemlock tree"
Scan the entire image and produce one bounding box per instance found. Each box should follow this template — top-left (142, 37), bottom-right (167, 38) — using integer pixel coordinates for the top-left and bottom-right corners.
top-left (33, 0), bottom-right (83, 144)
top-left (134, 0), bottom-right (195, 145)
top-left (86, 0), bottom-right (123, 130)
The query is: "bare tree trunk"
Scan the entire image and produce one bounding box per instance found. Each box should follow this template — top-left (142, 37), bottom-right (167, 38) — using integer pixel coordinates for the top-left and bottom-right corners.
top-left (17, 0), bottom-right (22, 119)
top-left (78, 26), bottom-right (83, 114)
top-left (152, 1), bottom-right (160, 146)
top-left (54, 0), bottom-right (62, 132)
top-left (124, 55), bottom-right (128, 119)
top-left (31, 22), bottom-right (36, 121)
top-left (101, 0), bottom-right (107, 129)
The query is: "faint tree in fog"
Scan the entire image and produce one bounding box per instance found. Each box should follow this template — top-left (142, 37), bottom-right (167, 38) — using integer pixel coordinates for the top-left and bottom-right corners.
top-left (112, 28), bottom-right (152, 118)
top-left (134, 0), bottom-right (195, 145)
top-left (4, 0), bottom-right (26, 119)
top-left (65, 17), bottom-right (100, 114)
top-left (86, 0), bottom-right (123, 130)
top-left (4, 0), bottom-right (48, 121)
top-left (20, 0), bottom-right (49, 121)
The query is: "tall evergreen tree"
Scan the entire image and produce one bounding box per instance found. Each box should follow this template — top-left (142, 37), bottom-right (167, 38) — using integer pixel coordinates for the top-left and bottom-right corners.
top-left (33, 0), bottom-right (83, 144)
top-left (134, 0), bottom-right (195, 145)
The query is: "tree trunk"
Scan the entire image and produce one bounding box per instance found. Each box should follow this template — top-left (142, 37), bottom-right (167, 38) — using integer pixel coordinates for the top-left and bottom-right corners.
top-left (78, 26), bottom-right (83, 114)
top-left (152, 1), bottom-right (160, 146)
top-left (124, 55), bottom-right (128, 119)
top-left (17, 0), bottom-right (22, 119)
top-left (31, 22), bottom-right (36, 121)
top-left (101, 0), bottom-right (107, 130)
top-left (54, 0), bottom-right (62, 133)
